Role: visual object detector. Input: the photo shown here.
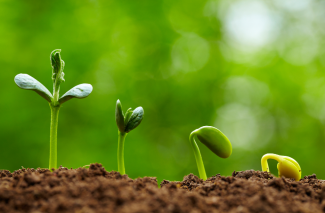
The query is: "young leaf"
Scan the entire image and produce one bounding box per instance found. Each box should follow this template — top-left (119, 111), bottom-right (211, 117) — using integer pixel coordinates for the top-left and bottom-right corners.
top-left (51, 49), bottom-right (65, 84)
top-left (125, 107), bottom-right (144, 133)
top-left (51, 49), bottom-right (62, 75)
top-left (14, 74), bottom-right (53, 102)
top-left (58, 84), bottom-right (93, 104)
top-left (195, 126), bottom-right (232, 158)
top-left (124, 108), bottom-right (133, 125)
top-left (115, 99), bottom-right (125, 133)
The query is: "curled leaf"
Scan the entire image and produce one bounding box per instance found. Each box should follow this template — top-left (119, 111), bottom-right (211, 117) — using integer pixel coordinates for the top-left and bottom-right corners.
top-left (194, 126), bottom-right (232, 158)
top-left (125, 107), bottom-right (144, 133)
top-left (14, 74), bottom-right (53, 102)
top-left (51, 49), bottom-right (65, 84)
top-left (51, 49), bottom-right (62, 74)
top-left (59, 84), bottom-right (93, 104)
top-left (115, 99), bottom-right (125, 133)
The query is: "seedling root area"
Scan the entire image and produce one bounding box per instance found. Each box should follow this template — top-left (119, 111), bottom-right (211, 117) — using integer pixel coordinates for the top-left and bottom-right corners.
top-left (0, 164), bottom-right (323, 213)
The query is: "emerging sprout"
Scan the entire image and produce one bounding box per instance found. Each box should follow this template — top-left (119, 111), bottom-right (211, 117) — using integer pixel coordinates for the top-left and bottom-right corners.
top-left (189, 126), bottom-right (232, 180)
top-left (14, 49), bottom-right (93, 170)
top-left (261, 153), bottom-right (301, 181)
top-left (115, 99), bottom-right (144, 175)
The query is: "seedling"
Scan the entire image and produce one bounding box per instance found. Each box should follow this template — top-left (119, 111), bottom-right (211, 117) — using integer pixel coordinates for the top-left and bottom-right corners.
top-left (261, 153), bottom-right (301, 181)
top-left (189, 126), bottom-right (232, 180)
top-left (14, 49), bottom-right (93, 170)
top-left (115, 99), bottom-right (144, 175)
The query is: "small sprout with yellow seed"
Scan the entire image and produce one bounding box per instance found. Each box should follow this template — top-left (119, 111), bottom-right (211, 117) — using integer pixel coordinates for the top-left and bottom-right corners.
top-left (261, 153), bottom-right (301, 181)
top-left (189, 126), bottom-right (232, 180)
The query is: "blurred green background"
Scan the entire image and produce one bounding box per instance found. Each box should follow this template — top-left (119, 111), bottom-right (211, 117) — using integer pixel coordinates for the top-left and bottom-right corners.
top-left (1, 0), bottom-right (325, 183)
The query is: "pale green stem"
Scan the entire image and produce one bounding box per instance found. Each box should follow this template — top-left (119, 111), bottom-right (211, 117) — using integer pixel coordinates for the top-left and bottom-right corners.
top-left (49, 78), bottom-right (61, 170)
top-left (52, 79), bottom-right (60, 107)
top-left (49, 105), bottom-right (60, 169)
top-left (189, 132), bottom-right (207, 180)
top-left (118, 131), bottom-right (127, 175)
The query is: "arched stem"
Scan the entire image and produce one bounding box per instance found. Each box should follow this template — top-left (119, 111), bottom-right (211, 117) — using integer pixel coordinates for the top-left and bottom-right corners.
top-left (189, 132), bottom-right (207, 180)
top-left (261, 153), bottom-right (283, 172)
top-left (117, 131), bottom-right (127, 175)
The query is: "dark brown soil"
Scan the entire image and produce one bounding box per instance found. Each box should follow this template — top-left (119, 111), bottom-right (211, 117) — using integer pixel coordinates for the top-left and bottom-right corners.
top-left (0, 164), bottom-right (325, 213)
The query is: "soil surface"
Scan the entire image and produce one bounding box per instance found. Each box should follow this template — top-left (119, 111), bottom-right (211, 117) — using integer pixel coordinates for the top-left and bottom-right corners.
top-left (0, 164), bottom-right (324, 213)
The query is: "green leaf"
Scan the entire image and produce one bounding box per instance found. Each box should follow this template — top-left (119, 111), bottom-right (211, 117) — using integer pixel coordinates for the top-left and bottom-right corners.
top-left (115, 99), bottom-right (125, 133)
top-left (125, 107), bottom-right (144, 133)
top-left (124, 108), bottom-right (133, 126)
top-left (195, 126), bottom-right (232, 158)
top-left (14, 74), bottom-right (53, 102)
top-left (51, 50), bottom-right (61, 73)
top-left (58, 84), bottom-right (93, 104)
top-left (50, 49), bottom-right (65, 84)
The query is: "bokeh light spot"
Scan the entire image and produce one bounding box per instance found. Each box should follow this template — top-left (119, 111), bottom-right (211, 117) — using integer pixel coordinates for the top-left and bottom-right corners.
top-left (222, 0), bottom-right (279, 52)
top-left (171, 33), bottom-right (210, 73)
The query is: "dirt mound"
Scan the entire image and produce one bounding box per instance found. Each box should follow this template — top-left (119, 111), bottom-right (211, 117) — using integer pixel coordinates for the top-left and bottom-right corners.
top-left (1, 164), bottom-right (325, 213)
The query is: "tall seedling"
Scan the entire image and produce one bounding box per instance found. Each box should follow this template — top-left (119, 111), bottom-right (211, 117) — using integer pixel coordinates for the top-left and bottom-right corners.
top-left (14, 49), bottom-right (93, 169)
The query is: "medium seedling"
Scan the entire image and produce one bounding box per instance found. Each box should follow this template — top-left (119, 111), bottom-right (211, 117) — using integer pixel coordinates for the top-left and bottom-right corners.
top-left (189, 126), bottom-right (232, 180)
top-left (261, 153), bottom-right (301, 181)
top-left (115, 99), bottom-right (144, 175)
top-left (14, 49), bottom-right (93, 170)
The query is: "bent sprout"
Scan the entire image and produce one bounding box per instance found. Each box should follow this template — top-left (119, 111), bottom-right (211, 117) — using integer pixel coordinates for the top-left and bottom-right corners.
top-left (189, 126), bottom-right (232, 180)
top-left (14, 49), bottom-right (93, 170)
top-left (115, 99), bottom-right (144, 175)
top-left (261, 153), bottom-right (301, 181)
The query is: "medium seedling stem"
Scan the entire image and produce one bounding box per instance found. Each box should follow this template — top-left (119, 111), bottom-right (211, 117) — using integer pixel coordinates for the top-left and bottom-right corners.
top-left (117, 131), bottom-right (127, 175)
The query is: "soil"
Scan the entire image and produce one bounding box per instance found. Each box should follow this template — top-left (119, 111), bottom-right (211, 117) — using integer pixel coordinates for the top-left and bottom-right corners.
top-left (0, 164), bottom-right (324, 213)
